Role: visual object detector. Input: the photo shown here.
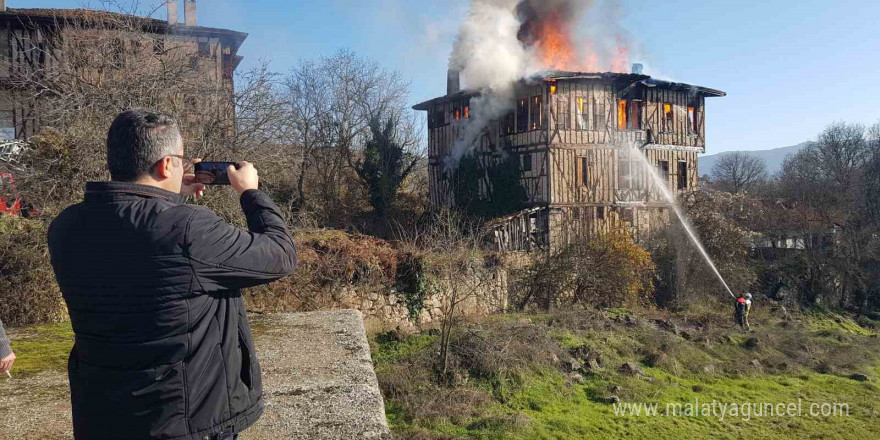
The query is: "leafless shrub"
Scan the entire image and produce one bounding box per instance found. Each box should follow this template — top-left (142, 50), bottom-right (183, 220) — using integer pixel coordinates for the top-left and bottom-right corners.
top-left (0, 216), bottom-right (63, 326)
top-left (513, 226), bottom-right (655, 311)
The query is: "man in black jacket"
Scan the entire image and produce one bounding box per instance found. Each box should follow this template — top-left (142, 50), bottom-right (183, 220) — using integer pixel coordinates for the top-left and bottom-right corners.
top-left (48, 109), bottom-right (296, 440)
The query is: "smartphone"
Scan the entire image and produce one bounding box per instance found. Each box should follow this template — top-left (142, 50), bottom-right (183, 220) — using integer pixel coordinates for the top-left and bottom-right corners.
top-left (194, 162), bottom-right (238, 186)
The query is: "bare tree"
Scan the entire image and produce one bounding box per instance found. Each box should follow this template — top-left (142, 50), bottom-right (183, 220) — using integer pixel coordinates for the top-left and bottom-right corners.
top-left (279, 49), bottom-right (424, 225)
top-left (711, 151), bottom-right (767, 193)
top-left (1, 10), bottom-right (282, 214)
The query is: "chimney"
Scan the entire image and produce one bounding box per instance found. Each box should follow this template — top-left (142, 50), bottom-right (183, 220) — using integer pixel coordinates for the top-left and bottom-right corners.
top-left (184, 0), bottom-right (197, 26)
top-left (447, 69), bottom-right (460, 95)
top-left (631, 63), bottom-right (644, 75)
top-left (166, 0), bottom-right (178, 26)
top-left (1, 0), bottom-right (6, 12)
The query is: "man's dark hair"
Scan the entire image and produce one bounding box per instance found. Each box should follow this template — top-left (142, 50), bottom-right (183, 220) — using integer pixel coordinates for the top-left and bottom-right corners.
top-left (107, 109), bottom-right (182, 181)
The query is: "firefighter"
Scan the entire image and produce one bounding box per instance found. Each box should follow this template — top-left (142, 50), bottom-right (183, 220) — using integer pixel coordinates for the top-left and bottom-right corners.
top-left (735, 293), bottom-right (753, 331)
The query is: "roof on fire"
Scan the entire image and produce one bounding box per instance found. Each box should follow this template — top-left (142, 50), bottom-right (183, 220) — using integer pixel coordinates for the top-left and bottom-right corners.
top-left (413, 71), bottom-right (726, 111)
top-left (0, 8), bottom-right (248, 52)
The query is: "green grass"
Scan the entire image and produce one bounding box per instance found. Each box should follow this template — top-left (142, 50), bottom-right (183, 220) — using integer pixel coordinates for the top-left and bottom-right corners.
top-left (8, 321), bottom-right (74, 376)
top-left (376, 310), bottom-right (880, 440)
top-left (804, 309), bottom-right (875, 337)
top-left (490, 368), bottom-right (879, 440)
top-left (371, 331), bottom-right (437, 364)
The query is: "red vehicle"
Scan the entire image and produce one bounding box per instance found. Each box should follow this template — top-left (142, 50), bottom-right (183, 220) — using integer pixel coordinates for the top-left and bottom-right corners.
top-left (0, 172), bottom-right (39, 217)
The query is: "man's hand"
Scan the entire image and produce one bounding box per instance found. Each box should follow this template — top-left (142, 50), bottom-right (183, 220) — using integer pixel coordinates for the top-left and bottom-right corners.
top-left (228, 161), bottom-right (259, 196)
top-left (181, 158), bottom-right (207, 198)
top-left (0, 351), bottom-right (15, 375)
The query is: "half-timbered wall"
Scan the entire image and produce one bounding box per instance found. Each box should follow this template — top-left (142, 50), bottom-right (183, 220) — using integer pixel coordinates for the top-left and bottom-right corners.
top-left (424, 75), bottom-right (714, 249)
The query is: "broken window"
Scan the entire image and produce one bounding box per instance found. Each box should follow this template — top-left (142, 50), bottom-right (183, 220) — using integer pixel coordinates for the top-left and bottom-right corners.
top-left (556, 97), bottom-right (571, 130)
top-left (516, 98), bottom-right (528, 132)
top-left (576, 156), bottom-right (588, 187)
top-left (573, 207), bottom-right (581, 219)
top-left (503, 111), bottom-right (515, 135)
top-left (658, 160), bottom-right (670, 184)
top-left (621, 208), bottom-right (635, 224)
top-left (593, 98), bottom-right (606, 129)
top-left (663, 103), bottom-right (674, 132)
top-left (688, 105), bottom-right (697, 133)
top-left (596, 206), bottom-right (605, 220)
top-left (617, 99), bottom-right (642, 130)
top-left (198, 41), bottom-right (211, 57)
top-left (522, 153), bottom-right (533, 172)
top-left (629, 100), bottom-right (642, 129)
top-left (530, 95), bottom-right (543, 130)
top-left (617, 151), bottom-right (645, 191)
top-left (677, 160), bottom-right (688, 190)
top-left (576, 97), bottom-right (588, 130)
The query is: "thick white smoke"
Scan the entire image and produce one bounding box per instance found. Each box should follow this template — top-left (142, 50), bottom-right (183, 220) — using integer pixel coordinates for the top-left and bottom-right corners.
top-left (446, 0), bottom-right (532, 168)
top-left (446, 0), bottom-right (637, 168)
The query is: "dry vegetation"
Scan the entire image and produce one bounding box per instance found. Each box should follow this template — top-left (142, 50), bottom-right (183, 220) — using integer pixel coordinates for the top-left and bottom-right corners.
top-left (373, 307), bottom-right (880, 439)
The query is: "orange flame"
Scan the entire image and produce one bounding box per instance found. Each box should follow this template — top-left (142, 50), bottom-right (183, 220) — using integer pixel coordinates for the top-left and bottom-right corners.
top-left (530, 13), bottom-right (630, 73)
top-left (531, 11), bottom-right (577, 70)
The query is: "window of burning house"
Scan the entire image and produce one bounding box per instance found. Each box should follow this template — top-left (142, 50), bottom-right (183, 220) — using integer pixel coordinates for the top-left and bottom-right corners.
top-left (617, 152), bottom-right (644, 191)
top-left (530, 95), bottom-right (543, 130)
top-left (556, 97), bottom-right (571, 130)
top-left (503, 111), bottom-right (515, 135)
top-left (688, 105), bottom-right (699, 134)
top-left (663, 103), bottom-right (674, 132)
top-left (576, 156), bottom-right (588, 187)
top-left (677, 160), bottom-right (688, 190)
top-left (658, 160), bottom-right (670, 184)
top-left (522, 153), bottom-right (533, 172)
top-left (593, 98), bottom-right (606, 130)
top-left (621, 207), bottom-right (635, 224)
top-left (575, 97), bottom-right (588, 130)
top-left (617, 99), bottom-right (642, 130)
top-left (516, 98), bottom-right (529, 132)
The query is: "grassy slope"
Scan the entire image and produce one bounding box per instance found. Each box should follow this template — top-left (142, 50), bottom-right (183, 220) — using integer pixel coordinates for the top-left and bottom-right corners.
top-left (373, 310), bottom-right (880, 440)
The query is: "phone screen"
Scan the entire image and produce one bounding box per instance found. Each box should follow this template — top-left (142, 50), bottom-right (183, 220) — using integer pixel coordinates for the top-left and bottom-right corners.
top-left (194, 162), bottom-right (237, 186)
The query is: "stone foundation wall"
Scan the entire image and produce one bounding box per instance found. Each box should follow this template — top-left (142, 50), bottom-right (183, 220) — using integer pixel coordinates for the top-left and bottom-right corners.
top-left (334, 262), bottom-right (510, 330)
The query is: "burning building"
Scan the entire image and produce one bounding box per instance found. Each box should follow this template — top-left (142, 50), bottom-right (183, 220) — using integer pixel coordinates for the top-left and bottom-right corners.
top-left (414, 0), bottom-right (726, 251)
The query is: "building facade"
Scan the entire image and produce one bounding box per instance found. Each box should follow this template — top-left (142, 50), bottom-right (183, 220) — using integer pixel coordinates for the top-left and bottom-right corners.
top-left (0, 1), bottom-right (247, 140)
top-left (414, 68), bottom-right (725, 250)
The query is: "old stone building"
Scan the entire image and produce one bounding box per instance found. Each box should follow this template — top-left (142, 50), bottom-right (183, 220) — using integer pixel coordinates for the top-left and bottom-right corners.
top-left (0, 0), bottom-right (247, 140)
top-left (414, 67), bottom-right (725, 250)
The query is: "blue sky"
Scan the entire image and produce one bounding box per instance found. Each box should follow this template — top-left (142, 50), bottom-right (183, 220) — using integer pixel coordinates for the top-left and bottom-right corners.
top-left (14, 0), bottom-right (880, 154)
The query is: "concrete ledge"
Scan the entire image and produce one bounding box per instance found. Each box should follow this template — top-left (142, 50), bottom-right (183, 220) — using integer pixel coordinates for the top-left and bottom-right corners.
top-left (247, 310), bottom-right (392, 440)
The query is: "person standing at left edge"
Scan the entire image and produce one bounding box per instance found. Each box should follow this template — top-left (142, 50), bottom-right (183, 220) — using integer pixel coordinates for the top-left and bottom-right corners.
top-left (48, 109), bottom-right (297, 440)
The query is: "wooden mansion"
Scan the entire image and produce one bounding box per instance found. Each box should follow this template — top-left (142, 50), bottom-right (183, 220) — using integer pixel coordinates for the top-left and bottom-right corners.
top-left (414, 65), bottom-right (726, 251)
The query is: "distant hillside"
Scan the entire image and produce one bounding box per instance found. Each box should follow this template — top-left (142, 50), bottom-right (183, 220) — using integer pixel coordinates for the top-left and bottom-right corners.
top-left (699, 142), bottom-right (811, 177)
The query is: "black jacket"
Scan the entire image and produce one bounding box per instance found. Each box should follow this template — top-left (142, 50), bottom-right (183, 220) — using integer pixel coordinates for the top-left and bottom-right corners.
top-left (48, 182), bottom-right (296, 440)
